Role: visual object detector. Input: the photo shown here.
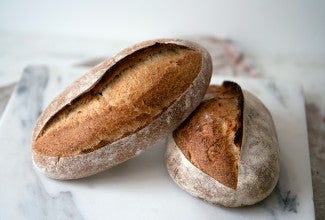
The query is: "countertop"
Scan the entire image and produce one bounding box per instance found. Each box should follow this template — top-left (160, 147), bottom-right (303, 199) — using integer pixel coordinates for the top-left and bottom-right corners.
top-left (0, 31), bottom-right (324, 219)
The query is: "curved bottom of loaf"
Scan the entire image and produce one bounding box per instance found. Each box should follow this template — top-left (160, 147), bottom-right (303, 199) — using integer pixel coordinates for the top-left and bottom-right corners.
top-left (32, 57), bottom-right (211, 180)
top-left (165, 137), bottom-right (278, 207)
top-left (165, 91), bottom-right (280, 207)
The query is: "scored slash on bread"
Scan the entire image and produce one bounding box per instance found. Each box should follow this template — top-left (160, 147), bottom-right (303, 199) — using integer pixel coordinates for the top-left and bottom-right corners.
top-left (34, 45), bottom-right (202, 157)
top-left (32, 39), bottom-right (212, 180)
top-left (166, 81), bottom-right (280, 207)
top-left (174, 82), bottom-right (243, 190)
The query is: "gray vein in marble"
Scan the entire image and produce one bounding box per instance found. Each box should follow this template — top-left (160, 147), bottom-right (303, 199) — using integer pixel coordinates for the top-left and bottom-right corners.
top-left (0, 82), bottom-right (16, 118)
top-left (266, 81), bottom-right (287, 107)
top-left (279, 190), bottom-right (298, 213)
top-left (265, 185), bottom-right (299, 214)
top-left (255, 184), bottom-right (299, 219)
top-left (306, 103), bottom-right (325, 220)
top-left (0, 66), bottom-right (83, 220)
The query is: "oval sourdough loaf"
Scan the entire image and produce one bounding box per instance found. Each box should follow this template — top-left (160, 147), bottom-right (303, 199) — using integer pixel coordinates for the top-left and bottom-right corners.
top-left (32, 39), bottom-right (212, 179)
top-left (166, 81), bottom-right (279, 207)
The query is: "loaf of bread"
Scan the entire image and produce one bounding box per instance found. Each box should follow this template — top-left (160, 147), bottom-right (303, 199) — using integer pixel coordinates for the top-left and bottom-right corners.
top-left (166, 81), bottom-right (279, 207)
top-left (32, 39), bottom-right (212, 179)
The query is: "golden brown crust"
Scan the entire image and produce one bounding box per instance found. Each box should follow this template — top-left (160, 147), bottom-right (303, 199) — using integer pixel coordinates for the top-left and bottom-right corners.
top-left (166, 82), bottom-right (280, 207)
top-left (33, 44), bottom-right (202, 157)
top-left (31, 39), bottom-right (213, 179)
top-left (174, 82), bottom-right (243, 189)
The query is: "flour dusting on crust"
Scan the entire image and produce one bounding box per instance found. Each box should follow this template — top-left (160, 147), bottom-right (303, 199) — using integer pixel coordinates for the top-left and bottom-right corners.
top-left (32, 39), bottom-right (212, 179)
top-left (166, 90), bottom-right (279, 207)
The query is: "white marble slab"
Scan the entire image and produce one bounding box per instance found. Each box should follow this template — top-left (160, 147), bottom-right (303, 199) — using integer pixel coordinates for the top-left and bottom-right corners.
top-left (0, 66), bottom-right (314, 219)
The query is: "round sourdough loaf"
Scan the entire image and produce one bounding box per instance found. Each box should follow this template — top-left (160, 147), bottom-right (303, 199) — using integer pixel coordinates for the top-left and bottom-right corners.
top-left (32, 39), bottom-right (212, 179)
top-left (166, 81), bottom-right (279, 207)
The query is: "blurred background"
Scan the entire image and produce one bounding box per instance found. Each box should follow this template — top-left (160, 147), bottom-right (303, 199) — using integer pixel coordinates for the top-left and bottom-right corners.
top-left (1, 0), bottom-right (324, 57)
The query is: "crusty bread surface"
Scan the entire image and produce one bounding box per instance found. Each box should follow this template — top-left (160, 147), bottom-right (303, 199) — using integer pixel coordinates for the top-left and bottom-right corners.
top-left (32, 39), bottom-right (212, 179)
top-left (34, 45), bottom-right (202, 157)
top-left (174, 82), bottom-right (243, 189)
top-left (166, 81), bottom-right (279, 207)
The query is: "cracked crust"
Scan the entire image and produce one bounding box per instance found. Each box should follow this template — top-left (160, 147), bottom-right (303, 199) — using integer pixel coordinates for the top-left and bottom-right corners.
top-left (166, 82), bottom-right (279, 207)
top-left (32, 39), bottom-right (212, 179)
